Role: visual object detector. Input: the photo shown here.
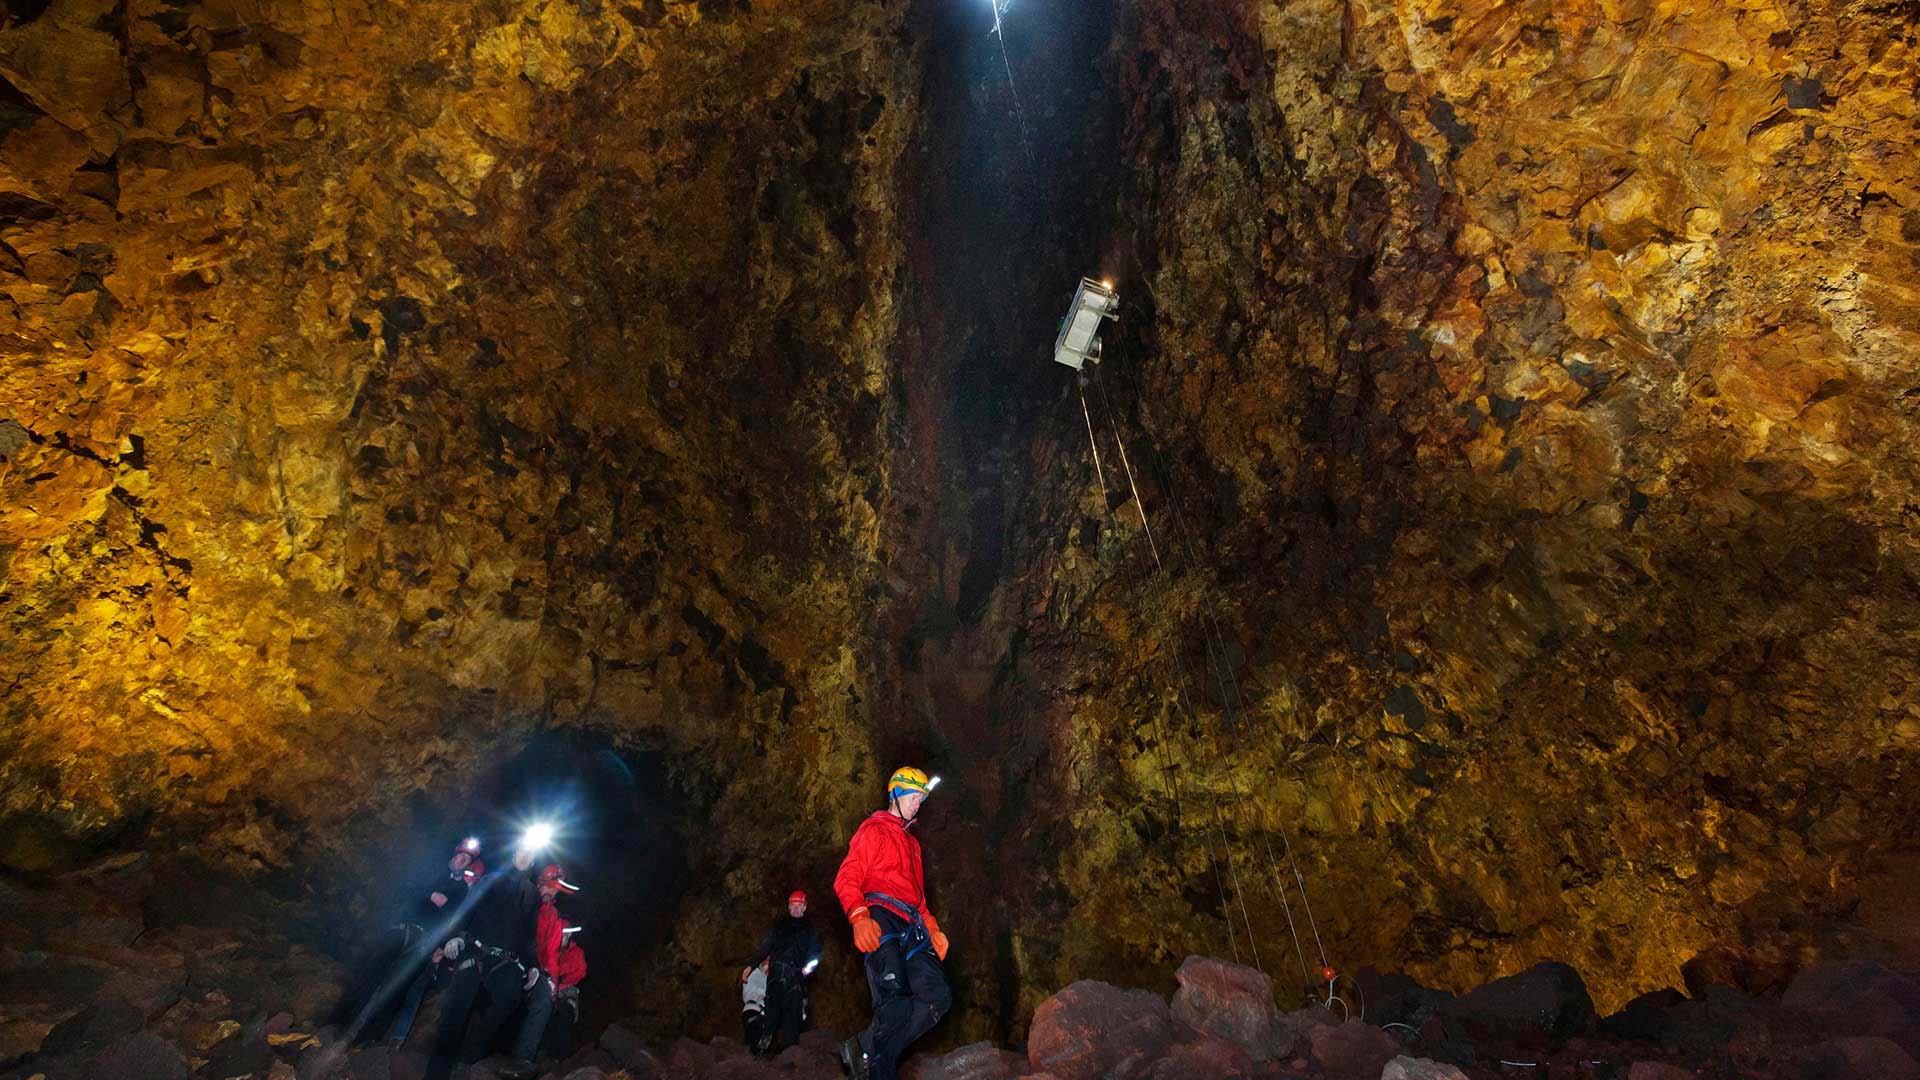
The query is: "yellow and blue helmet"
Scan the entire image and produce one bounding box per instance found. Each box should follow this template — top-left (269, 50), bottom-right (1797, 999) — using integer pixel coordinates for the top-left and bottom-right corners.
top-left (888, 766), bottom-right (933, 801)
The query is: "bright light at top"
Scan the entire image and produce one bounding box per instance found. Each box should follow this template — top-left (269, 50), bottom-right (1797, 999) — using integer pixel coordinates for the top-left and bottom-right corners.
top-left (1100, 280), bottom-right (1112, 289)
top-left (927, 776), bottom-right (943, 791)
top-left (521, 822), bottom-right (555, 850)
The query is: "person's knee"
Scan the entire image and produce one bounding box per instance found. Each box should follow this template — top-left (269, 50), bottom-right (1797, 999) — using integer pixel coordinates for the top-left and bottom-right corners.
top-left (922, 972), bottom-right (952, 1017)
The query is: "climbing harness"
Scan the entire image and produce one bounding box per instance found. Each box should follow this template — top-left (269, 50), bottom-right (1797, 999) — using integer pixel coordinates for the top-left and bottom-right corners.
top-left (864, 892), bottom-right (935, 960)
top-left (1053, 278), bottom-right (1351, 1009)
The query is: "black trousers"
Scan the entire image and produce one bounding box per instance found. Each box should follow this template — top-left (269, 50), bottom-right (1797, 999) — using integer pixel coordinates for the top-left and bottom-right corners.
top-left (861, 908), bottom-right (950, 1080)
top-left (764, 963), bottom-right (807, 1055)
top-left (424, 953), bottom-right (525, 1080)
top-left (543, 992), bottom-right (579, 1059)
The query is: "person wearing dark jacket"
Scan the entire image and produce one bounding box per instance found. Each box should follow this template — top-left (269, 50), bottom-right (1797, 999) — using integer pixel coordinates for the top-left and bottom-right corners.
top-left (740, 889), bottom-right (822, 1056)
top-left (383, 839), bottom-right (488, 1047)
top-left (425, 841), bottom-right (544, 1080)
top-left (338, 837), bottom-right (485, 1042)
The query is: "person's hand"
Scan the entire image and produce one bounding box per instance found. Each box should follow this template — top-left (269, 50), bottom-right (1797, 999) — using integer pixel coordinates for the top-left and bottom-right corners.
top-left (524, 967), bottom-right (542, 991)
top-left (429, 891), bottom-right (448, 908)
top-left (924, 912), bottom-right (949, 962)
top-left (851, 911), bottom-right (882, 953)
top-left (740, 967), bottom-right (752, 983)
top-left (442, 937), bottom-right (464, 960)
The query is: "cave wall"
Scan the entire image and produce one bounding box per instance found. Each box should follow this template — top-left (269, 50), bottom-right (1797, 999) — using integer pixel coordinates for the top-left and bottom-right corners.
top-left (1017, 0), bottom-right (1920, 1013)
top-left (0, 0), bottom-right (921, 1033)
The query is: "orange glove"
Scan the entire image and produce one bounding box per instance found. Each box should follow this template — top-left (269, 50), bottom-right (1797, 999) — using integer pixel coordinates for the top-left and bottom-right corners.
top-left (851, 910), bottom-right (882, 953)
top-left (923, 913), bottom-right (949, 962)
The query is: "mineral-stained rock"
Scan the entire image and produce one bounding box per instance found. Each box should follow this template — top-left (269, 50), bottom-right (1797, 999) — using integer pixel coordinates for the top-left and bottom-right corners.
top-left (1305, 1020), bottom-right (1400, 1079)
top-left (1027, 981), bottom-right (1173, 1080)
top-left (1439, 962), bottom-right (1595, 1044)
top-left (1169, 955), bottom-right (1290, 1060)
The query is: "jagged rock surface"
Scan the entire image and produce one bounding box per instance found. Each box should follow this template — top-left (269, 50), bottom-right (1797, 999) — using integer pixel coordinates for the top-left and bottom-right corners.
top-left (1009, 0), bottom-right (1920, 1013)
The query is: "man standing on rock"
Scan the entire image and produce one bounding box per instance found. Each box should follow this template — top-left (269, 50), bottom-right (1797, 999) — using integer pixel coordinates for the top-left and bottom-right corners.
top-left (741, 888), bottom-right (823, 1056)
top-left (833, 766), bottom-right (950, 1080)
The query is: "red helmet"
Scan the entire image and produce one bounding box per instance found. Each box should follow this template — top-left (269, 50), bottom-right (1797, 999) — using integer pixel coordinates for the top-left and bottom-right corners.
top-left (538, 863), bottom-right (580, 893)
top-left (457, 836), bottom-right (482, 856)
top-left (463, 859), bottom-right (487, 882)
top-left (788, 890), bottom-right (807, 904)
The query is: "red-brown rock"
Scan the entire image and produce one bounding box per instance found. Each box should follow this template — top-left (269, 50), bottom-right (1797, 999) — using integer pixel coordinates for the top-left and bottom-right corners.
top-left (1306, 1020), bottom-right (1400, 1079)
top-left (1148, 1035), bottom-right (1254, 1079)
top-left (1170, 956), bottom-right (1291, 1061)
top-left (1027, 981), bottom-right (1174, 1080)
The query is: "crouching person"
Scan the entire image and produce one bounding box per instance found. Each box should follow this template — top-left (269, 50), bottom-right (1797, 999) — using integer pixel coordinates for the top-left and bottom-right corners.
top-left (543, 924), bottom-right (588, 1059)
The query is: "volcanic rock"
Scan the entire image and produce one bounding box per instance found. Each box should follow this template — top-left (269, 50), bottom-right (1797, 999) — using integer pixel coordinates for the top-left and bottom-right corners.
top-left (904, 1040), bottom-right (1029, 1080)
top-left (1791, 1035), bottom-right (1920, 1080)
top-left (1380, 1056), bottom-right (1470, 1080)
top-left (1026, 981), bottom-right (1174, 1080)
top-left (1439, 962), bottom-right (1595, 1044)
top-left (1305, 1020), bottom-right (1400, 1079)
top-left (1169, 955), bottom-right (1291, 1060)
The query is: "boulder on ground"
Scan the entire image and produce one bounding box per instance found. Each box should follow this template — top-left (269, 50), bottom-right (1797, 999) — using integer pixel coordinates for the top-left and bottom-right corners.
top-left (1792, 1035), bottom-right (1920, 1080)
top-left (1602, 989), bottom-right (1688, 1042)
top-left (1783, 959), bottom-right (1920, 1054)
top-left (1381, 1055), bottom-right (1470, 1080)
top-left (600, 1021), bottom-right (663, 1074)
top-left (1306, 1020), bottom-right (1399, 1078)
top-left (905, 1039), bottom-right (1029, 1080)
top-left (1439, 961), bottom-right (1594, 1045)
top-left (88, 1031), bottom-right (191, 1080)
top-left (1169, 956), bottom-right (1291, 1060)
top-left (1027, 980), bottom-right (1173, 1080)
top-left (1372, 986), bottom-right (1455, 1034)
top-left (1147, 1035), bottom-right (1252, 1079)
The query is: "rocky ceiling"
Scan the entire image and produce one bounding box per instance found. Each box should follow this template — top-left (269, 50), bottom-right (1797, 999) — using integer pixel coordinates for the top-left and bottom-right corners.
top-left (2, 0), bottom-right (1918, 1048)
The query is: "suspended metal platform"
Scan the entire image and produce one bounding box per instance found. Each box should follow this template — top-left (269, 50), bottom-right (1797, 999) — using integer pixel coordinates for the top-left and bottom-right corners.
top-left (1052, 277), bottom-right (1120, 370)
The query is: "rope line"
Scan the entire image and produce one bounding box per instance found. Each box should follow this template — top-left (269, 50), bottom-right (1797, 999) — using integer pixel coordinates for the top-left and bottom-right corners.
top-left (1077, 378), bottom-right (1110, 507)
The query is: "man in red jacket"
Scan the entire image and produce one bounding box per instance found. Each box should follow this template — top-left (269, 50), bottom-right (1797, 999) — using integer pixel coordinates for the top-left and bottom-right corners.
top-left (833, 766), bottom-right (950, 1080)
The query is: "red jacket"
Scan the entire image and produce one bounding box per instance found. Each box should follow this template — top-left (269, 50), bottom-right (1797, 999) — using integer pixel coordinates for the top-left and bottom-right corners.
top-left (552, 940), bottom-right (586, 992)
top-left (536, 902), bottom-right (564, 973)
top-left (536, 901), bottom-right (587, 991)
top-left (834, 810), bottom-right (931, 923)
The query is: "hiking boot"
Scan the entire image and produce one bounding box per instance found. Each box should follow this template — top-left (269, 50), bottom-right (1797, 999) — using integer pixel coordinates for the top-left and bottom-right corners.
top-left (840, 1036), bottom-right (868, 1080)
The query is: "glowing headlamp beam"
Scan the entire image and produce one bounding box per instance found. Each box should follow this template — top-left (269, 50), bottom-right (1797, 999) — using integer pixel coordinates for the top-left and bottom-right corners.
top-left (521, 822), bottom-right (555, 851)
top-left (927, 776), bottom-right (942, 792)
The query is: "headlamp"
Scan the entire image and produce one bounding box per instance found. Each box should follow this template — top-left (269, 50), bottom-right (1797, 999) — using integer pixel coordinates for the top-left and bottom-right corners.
top-left (521, 822), bottom-right (555, 851)
top-left (803, 958), bottom-right (819, 975)
top-left (926, 776), bottom-right (942, 792)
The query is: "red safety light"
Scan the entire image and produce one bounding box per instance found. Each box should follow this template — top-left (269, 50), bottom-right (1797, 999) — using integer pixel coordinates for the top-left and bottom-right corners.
top-left (1322, 966), bottom-right (1336, 982)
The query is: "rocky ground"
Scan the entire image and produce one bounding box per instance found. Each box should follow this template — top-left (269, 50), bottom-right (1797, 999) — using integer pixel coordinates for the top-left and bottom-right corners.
top-left (6, 856), bottom-right (1920, 1080)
